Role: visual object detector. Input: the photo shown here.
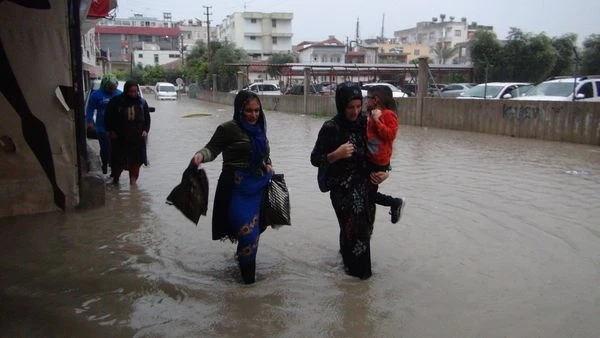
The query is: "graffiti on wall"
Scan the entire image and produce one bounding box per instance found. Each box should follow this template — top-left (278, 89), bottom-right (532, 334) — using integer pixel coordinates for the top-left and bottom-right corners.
top-left (502, 104), bottom-right (540, 121)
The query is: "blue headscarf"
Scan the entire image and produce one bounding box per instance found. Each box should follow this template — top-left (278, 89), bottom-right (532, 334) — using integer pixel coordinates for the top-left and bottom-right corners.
top-left (233, 90), bottom-right (269, 172)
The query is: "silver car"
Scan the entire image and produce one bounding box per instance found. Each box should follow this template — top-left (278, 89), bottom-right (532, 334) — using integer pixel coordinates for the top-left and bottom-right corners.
top-left (439, 83), bottom-right (476, 97)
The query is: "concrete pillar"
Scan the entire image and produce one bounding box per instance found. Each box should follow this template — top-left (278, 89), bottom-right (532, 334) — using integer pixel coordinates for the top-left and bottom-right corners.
top-left (212, 73), bottom-right (217, 100)
top-left (237, 71), bottom-right (245, 91)
top-left (416, 57), bottom-right (429, 127)
top-left (303, 67), bottom-right (310, 114)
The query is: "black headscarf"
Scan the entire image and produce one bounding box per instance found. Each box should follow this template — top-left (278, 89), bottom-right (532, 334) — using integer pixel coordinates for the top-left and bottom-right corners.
top-left (122, 80), bottom-right (142, 105)
top-left (334, 84), bottom-right (365, 131)
top-left (232, 90), bottom-right (269, 172)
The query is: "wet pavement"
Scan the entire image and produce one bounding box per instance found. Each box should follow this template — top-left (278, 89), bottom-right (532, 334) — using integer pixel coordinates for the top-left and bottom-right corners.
top-left (1, 96), bottom-right (599, 337)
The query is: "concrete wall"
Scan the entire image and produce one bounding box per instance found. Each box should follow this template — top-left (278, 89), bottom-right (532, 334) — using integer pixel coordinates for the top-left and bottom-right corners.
top-left (196, 90), bottom-right (600, 146)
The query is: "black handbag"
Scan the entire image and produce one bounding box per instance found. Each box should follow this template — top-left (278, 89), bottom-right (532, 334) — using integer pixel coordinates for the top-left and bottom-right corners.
top-left (166, 161), bottom-right (209, 224)
top-left (261, 173), bottom-right (291, 228)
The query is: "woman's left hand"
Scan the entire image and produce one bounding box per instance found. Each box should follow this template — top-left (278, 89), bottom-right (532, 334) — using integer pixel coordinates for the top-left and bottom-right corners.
top-left (141, 131), bottom-right (148, 139)
top-left (370, 171), bottom-right (389, 185)
top-left (265, 164), bottom-right (273, 173)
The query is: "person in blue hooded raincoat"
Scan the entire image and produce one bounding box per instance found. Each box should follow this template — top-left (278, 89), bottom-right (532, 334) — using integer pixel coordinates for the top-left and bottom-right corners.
top-left (86, 73), bottom-right (122, 174)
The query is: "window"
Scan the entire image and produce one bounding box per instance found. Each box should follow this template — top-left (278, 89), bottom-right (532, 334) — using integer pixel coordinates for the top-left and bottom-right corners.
top-left (455, 30), bottom-right (462, 37)
top-left (272, 19), bottom-right (277, 28)
top-left (250, 36), bottom-right (256, 40)
top-left (428, 32), bottom-right (435, 40)
top-left (414, 49), bottom-right (420, 56)
top-left (251, 18), bottom-right (257, 23)
top-left (578, 82), bottom-right (594, 98)
top-left (272, 37), bottom-right (278, 44)
top-left (595, 81), bottom-right (600, 97)
top-left (154, 54), bottom-right (159, 64)
top-left (138, 53), bottom-right (143, 58)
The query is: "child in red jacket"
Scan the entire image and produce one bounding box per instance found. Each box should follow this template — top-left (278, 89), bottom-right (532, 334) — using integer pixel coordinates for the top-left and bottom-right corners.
top-left (366, 85), bottom-right (405, 223)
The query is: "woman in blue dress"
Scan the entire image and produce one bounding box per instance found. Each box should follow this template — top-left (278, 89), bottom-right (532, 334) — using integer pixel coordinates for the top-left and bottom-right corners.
top-left (192, 90), bottom-right (273, 284)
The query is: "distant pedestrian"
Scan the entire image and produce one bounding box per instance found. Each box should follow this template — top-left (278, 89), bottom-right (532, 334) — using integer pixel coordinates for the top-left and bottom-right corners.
top-left (86, 73), bottom-right (121, 174)
top-left (105, 80), bottom-right (151, 185)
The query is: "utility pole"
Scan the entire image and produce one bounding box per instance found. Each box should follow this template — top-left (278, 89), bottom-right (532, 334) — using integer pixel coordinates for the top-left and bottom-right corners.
top-left (203, 6), bottom-right (212, 63)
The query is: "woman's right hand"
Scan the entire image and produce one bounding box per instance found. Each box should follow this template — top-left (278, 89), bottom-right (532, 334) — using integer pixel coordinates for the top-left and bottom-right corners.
top-left (192, 152), bottom-right (203, 166)
top-left (331, 142), bottom-right (354, 162)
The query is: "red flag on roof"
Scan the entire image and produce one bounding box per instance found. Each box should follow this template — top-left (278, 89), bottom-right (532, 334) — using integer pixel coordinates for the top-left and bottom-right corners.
top-left (87, 0), bottom-right (110, 18)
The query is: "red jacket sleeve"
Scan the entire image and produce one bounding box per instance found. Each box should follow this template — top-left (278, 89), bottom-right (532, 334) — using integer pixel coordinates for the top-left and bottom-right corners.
top-left (373, 111), bottom-right (398, 142)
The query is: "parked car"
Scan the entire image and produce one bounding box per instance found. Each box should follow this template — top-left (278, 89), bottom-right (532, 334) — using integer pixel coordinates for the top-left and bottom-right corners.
top-left (154, 82), bottom-right (177, 100)
top-left (512, 76), bottom-right (600, 102)
top-left (457, 82), bottom-right (532, 99)
top-left (360, 82), bottom-right (408, 98)
top-left (427, 84), bottom-right (447, 97)
top-left (286, 84), bottom-right (322, 95)
top-left (243, 82), bottom-right (281, 95)
top-left (439, 83), bottom-right (476, 97)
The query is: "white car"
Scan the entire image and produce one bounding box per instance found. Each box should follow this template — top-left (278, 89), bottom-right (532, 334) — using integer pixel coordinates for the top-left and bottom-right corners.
top-left (512, 76), bottom-right (600, 102)
top-left (361, 82), bottom-right (408, 98)
top-left (245, 82), bottom-right (281, 96)
top-left (155, 82), bottom-right (178, 100)
top-left (457, 82), bottom-right (532, 99)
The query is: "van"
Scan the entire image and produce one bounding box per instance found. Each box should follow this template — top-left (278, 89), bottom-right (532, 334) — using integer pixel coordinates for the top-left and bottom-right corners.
top-left (154, 82), bottom-right (177, 100)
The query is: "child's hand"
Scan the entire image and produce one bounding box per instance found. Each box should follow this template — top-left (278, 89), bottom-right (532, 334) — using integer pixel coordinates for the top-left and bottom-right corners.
top-left (371, 109), bottom-right (382, 121)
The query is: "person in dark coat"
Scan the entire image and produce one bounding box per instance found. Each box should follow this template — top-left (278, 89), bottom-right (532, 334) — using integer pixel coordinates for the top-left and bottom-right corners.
top-left (105, 80), bottom-right (150, 185)
top-left (310, 84), bottom-right (389, 280)
top-left (191, 90), bottom-right (274, 284)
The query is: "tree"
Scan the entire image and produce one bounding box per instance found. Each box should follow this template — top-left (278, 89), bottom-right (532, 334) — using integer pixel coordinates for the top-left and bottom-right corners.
top-left (141, 65), bottom-right (166, 85)
top-left (551, 34), bottom-right (577, 76)
top-left (469, 30), bottom-right (502, 83)
top-left (581, 34), bottom-right (600, 75)
top-left (431, 43), bottom-right (458, 64)
top-left (471, 28), bottom-right (558, 83)
top-left (266, 52), bottom-right (297, 78)
top-left (520, 33), bottom-right (557, 82)
top-left (182, 40), bottom-right (248, 90)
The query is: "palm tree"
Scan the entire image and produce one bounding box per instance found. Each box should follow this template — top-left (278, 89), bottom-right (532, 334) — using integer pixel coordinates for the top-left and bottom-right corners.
top-left (431, 43), bottom-right (458, 64)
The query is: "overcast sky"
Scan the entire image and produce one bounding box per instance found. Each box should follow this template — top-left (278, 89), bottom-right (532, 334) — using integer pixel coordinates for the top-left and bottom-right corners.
top-left (114, 0), bottom-right (599, 44)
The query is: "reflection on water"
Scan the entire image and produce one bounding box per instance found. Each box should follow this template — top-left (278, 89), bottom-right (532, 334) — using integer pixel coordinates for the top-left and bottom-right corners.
top-left (1, 97), bottom-right (599, 337)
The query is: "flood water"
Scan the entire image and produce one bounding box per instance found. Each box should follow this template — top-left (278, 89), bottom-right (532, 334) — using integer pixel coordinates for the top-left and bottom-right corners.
top-left (1, 96), bottom-right (599, 337)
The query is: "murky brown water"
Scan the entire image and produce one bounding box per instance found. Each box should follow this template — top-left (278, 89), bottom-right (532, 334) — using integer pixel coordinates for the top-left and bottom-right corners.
top-left (1, 96), bottom-right (599, 337)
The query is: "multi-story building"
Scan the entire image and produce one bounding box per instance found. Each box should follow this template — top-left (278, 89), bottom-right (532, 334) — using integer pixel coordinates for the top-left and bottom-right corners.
top-left (176, 18), bottom-right (219, 53)
top-left (95, 14), bottom-right (182, 71)
top-left (218, 12), bottom-right (293, 60)
top-left (393, 15), bottom-right (493, 64)
top-left (295, 36), bottom-right (346, 64)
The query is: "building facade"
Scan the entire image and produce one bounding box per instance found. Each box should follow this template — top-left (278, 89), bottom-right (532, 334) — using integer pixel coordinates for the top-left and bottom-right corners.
top-left (393, 16), bottom-right (493, 64)
top-left (218, 12), bottom-right (293, 60)
top-left (95, 14), bottom-right (181, 71)
top-left (296, 36), bottom-right (346, 64)
top-left (176, 18), bottom-right (219, 53)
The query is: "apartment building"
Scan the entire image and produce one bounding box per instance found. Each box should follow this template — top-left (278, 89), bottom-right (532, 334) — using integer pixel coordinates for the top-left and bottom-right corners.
top-left (393, 15), bottom-right (493, 64)
top-left (176, 18), bottom-right (219, 53)
top-left (94, 14), bottom-right (183, 70)
top-left (218, 12), bottom-right (293, 60)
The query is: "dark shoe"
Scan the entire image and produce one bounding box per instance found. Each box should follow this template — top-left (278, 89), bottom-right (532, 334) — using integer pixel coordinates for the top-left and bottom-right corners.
top-left (112, 177), bottom-right (119, 185)
top-left (390, 198), bottom-right (405, 224)
top-left (101, 163), bottom-right (108, 174)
